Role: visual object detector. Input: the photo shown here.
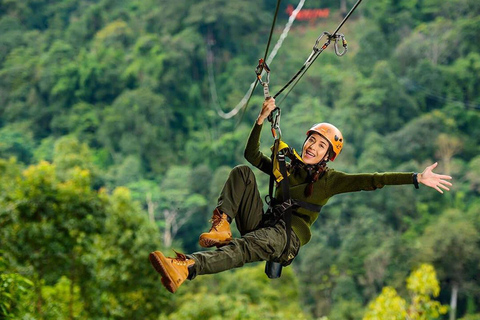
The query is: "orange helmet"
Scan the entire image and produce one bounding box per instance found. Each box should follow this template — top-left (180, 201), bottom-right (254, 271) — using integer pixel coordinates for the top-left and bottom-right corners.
top-left (306, 123), bottom-right (343, 161)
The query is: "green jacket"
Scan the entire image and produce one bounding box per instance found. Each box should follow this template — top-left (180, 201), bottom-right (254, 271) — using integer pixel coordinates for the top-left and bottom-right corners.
top-left (244, 123), bottom-right (414, 246)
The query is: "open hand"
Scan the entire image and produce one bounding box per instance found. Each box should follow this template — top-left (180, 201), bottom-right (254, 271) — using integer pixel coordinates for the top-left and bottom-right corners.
top-left (418, 162), bottom-right (453, 194)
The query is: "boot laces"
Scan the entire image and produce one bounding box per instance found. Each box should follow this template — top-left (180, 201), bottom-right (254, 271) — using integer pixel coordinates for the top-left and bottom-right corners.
top-left (171, 250), bottom-right (189, 266)
top-left (209, 211), bottom-right (224, 231)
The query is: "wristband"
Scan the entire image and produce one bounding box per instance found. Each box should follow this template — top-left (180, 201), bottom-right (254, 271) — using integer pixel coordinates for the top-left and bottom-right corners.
top-left (413, 173), bottom-right (419, 189)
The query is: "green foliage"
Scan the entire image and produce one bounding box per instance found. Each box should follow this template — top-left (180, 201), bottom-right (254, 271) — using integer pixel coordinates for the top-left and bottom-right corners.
top-left (166, 264), bottom-right (312, 320)
top-left (41, 276), bottom-right (84, 319)
top-left (98, 88), bottom-right (173, 174)
top-left (0, 253), bottom-right (34, 319)
top-left (416, 208), bottom-right (480, 287)
top-left (0, 123), bottom-right (35, 163)
top-left (363, 264), bottom-right (448, 320)
top-left (0, 0), bottom-right (479, 319)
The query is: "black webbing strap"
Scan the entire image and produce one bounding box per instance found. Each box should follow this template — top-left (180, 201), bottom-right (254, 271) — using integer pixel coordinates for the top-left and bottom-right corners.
top-left (274, 199), bottom-right (323, 214)
top-left (264, 149), bottom-right (290, 280)
top-left (277, 151), bottom-right (292, 252)
top-left (266, 139), bottom-right (280, 208)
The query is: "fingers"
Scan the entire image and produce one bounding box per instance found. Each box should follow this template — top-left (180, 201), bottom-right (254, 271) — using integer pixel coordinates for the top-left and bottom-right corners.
top-left (439, 174), bottom-right (453, 180)
top-left (431, 178), bottom-right (452, 193)
top-left (439, 179), bottom-right (453, 186)
top-left (257, 98), bottom-right (276, 124)
top-left (424, 162), bottom-right (438, 173)
top-left (438, 183), bottom-right (450, 192)
top-left (261, 98), bottom-right (276, 115)
top-left (434, 186), bottom-right (444, 194)
top-left (263, 97), bottom-right (276, 109)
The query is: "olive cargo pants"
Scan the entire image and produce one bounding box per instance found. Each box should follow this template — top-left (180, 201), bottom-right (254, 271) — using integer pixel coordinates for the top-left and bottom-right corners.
top-left (188, 165), bottom-right (300, 278)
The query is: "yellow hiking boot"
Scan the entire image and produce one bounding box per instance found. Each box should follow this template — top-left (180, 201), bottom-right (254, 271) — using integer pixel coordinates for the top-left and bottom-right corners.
top-left (149, 250), bottom-right (194, 293)
top-left (199, 208), bottom-right (232, 248)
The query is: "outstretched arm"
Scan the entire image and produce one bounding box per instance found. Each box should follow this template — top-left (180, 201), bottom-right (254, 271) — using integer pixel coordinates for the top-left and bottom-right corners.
top-left (417, 162), bottom-right (453, 194)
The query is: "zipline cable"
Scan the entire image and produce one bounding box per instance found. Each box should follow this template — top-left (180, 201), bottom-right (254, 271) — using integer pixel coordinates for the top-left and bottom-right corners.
top-left (273, 0), bottom-right (364, 106)
top-left (214, 0), bottom-right (281, 119)
top-left (214, 0), bottom-right (305, 119)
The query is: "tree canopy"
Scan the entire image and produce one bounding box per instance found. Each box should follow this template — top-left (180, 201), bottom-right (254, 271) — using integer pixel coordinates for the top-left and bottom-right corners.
top-left (1, 0), bottom-right (479, 319)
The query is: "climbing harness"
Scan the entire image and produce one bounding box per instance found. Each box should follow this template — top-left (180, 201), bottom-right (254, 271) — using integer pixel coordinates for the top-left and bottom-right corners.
top-left (263, 130), bottom-right (323, 279)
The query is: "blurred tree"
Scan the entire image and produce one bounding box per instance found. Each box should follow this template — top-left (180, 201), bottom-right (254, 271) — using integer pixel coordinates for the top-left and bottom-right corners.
top-left (363, 263), bottom-right (448, 320)
top-left (89, 186), bottom-right (168, 319)
top-left (0, 15), bottom-right (26, 66)
top-left (356, 60), bottom-right (419, 135)
top-left (435, 133), bottom-right (463, 175)
top-left (40, 276), bottom-right (84, 320)
top-left (61, 102), bottom-right (100, 145)
top-left (165, 263), bottom-right (311, 320)
top-left (385, 111), bottom-right (447, 163)
top-left (65, 3), bottom-right (105, 45)
top-left (0, 44), bottom-right (44, 131)
top-left (157, 166), bottom-right (207, 248)
top-left (422, 0), bottom-right (480, 20)
top-left (2, 161), bottom-right (106, 316)
top-left (75, 46), bottom-right (126, 104)
top-left (94, 19), bottom-right (133, 48)
top-left (417, 209), bottom-right (480, 320)
top-left (98, 88), bottom-right (172, 175)
top-left (394, 17), bottom-right (456, 72)
top-left (0, 252), bottom-right (34, 319)
top-left (0, 123), bottom-right (35, 164)
top-left (122, 34), bottom-right (166, 90)
top-left (465, 156), bottom-right (480, 193)
top-left (37, 40), bottom-right (79, 113)
top-left (444, 53), bottom-right (480, 109)
top-left (184, 0), bottom-right (267, 57)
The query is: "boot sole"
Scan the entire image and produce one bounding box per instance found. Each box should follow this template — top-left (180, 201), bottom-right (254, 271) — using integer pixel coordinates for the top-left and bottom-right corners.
top-left (199, 237), bottom-right (232, 248)
top-left (149, 251), bottom-right (178, 293)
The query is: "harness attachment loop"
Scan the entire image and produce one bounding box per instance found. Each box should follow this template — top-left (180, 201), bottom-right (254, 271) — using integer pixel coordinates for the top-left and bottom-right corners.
top-left (333, 33), bottom-right (348, 56)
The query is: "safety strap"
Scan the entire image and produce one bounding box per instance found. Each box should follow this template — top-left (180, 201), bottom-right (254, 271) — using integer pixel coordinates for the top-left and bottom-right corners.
top-left (277, 151), bottom-right (292, 252)
top-left (265, 140), bottom-right (323, 279)
top-left (264, 146), bottom-right (289, 280)
top-left (274, 199), bottom-right (323, 214)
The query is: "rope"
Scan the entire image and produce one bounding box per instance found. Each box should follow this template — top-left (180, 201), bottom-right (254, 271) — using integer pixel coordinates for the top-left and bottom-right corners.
top-left (214, 0), bottom-right (305, 119)
top-left (273, 0), bottom-right (363, 105)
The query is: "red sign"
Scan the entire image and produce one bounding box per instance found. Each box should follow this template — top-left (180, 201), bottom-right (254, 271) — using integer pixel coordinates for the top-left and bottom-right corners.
top-left (286, 4), bottom-right (330, 20)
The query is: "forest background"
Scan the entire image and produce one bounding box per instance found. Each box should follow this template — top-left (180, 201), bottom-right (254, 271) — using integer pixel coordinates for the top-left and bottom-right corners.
top-left (1, 0), bottom-right (479, 319)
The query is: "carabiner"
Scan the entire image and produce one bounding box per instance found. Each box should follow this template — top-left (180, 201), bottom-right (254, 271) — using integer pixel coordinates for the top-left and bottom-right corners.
top-left (256, 58), bottom-right (271, 98)
top-left (268, 107), bottom-right (281, 139)
top-left (333, 33), bottom-right (348, 56)
top-left (307, 31), bottom-right (332, 63)
top-left (255, 58), bottom-right (270, 82)
top-left (313, 31), bottom-right (331, 51)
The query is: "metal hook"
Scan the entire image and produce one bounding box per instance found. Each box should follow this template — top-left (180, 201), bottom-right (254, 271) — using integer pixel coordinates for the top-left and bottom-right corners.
top-left (333, 33), bottom-right (348, 56)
